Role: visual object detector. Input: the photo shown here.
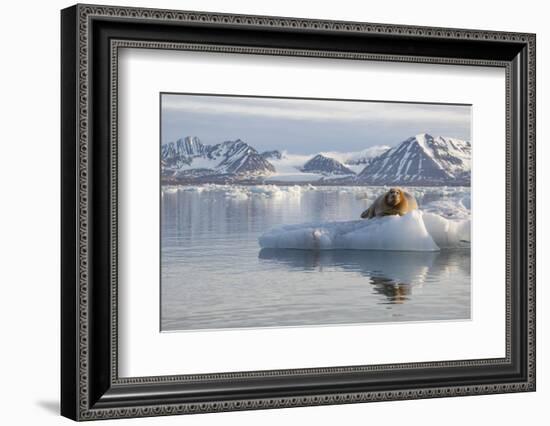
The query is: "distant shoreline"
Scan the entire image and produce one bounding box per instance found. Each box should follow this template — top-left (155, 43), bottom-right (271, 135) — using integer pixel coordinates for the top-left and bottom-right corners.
top-left (160, 179), bottom-right (471, 188)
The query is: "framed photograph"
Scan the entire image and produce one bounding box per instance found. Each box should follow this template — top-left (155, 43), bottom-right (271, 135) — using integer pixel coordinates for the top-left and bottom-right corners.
top-left (61, 4), bottom-right (536, 421)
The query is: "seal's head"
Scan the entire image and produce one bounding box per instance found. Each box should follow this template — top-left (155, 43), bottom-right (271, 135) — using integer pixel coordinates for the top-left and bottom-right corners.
top-left (385, 187), bottom-right (402, 207)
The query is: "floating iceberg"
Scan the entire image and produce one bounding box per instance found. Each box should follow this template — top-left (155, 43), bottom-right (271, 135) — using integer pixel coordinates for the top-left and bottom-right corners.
top-left (258, 210), bottom-right (469, 252)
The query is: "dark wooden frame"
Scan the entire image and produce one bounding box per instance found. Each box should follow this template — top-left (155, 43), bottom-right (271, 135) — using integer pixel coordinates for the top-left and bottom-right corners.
top-left (61, 3), bottom-right (536, 421)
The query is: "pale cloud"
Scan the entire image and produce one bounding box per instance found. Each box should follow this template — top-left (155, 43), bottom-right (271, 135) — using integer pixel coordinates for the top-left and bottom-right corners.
top-left (162, 94), bottom-right (470, 125)
top-left (161, 93), bottom-right (471, 154)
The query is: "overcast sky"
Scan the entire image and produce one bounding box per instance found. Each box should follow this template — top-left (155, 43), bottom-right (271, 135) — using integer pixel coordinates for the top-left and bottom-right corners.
top-left (161, 93), bottom-right (471, 154)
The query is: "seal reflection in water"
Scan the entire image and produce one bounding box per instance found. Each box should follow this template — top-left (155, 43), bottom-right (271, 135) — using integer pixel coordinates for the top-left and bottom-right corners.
top-left (360, 187), bottom-right (418, 219)
top-left (370, 276), bottom-right (412, 304)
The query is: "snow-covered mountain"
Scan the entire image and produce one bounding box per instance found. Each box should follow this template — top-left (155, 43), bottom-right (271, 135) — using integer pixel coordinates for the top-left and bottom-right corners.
top-left (208, 140), bottom-right (275, 175)
top-left (161, 134), bottom-right (470, 185)
top-left (356, 133), bottom-right (471, 186)
top-left (161, 136), bottom-right (206, 169)
top-left (301, 154), bottom-right (355, 176)
top-left (161, 138), bottom-right (275, 181)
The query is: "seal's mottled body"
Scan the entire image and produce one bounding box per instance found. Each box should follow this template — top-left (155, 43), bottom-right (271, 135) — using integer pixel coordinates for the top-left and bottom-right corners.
top-left (361, 188), bottom-right (418, 219)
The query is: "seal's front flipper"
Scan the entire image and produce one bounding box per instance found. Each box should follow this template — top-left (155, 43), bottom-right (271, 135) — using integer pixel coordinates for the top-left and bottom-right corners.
top-left (360, 208), bottom-right (371, 219)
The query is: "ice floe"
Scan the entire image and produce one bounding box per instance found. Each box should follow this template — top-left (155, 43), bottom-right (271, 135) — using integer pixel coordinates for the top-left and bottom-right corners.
top-left (258, 210), bottom-right (455, 252)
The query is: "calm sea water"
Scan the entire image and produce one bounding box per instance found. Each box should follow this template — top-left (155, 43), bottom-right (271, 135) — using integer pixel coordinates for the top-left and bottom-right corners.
top-left (161, 186), bottom-right (471, 331)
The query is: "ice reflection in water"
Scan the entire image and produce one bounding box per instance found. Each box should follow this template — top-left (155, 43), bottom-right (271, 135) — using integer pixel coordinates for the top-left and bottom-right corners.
top-left (258, 249), bottom-right (470, 305)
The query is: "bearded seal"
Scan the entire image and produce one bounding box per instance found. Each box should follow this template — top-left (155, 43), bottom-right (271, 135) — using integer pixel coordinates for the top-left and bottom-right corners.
top-left (360, 187), bottom-right (418, 219)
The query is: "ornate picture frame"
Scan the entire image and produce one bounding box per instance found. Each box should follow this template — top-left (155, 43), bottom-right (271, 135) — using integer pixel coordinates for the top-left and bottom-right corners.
top-left (61, 4), bottom-right (535, 421)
